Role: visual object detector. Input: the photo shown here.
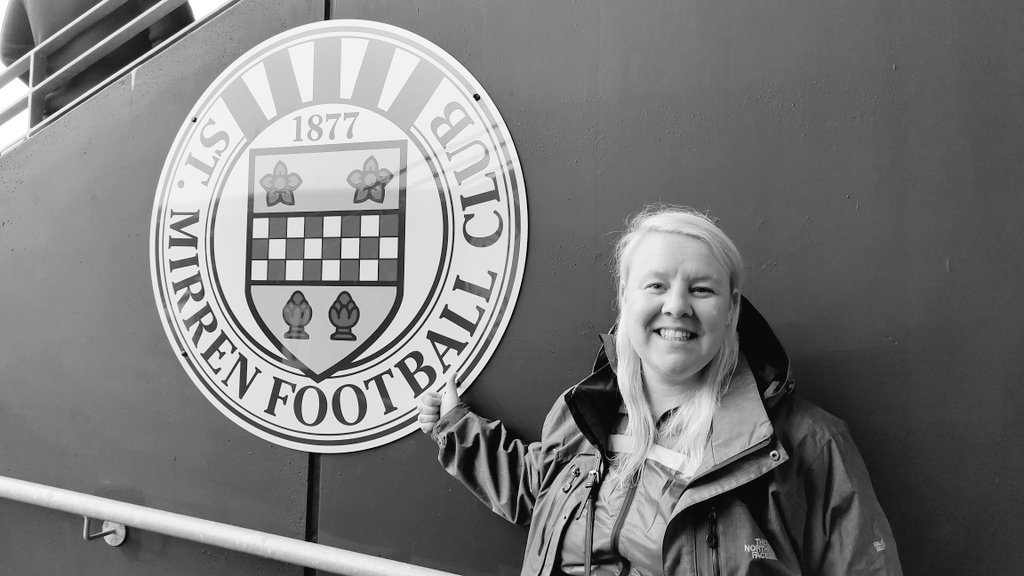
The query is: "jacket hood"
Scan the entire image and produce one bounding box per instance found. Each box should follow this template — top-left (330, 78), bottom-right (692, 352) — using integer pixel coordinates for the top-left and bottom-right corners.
top-left (565, 296), bottom-right (794, 454)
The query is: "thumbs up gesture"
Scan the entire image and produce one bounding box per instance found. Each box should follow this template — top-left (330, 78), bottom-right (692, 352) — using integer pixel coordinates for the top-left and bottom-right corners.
top-left (417, 373), bottom-right (460, 434)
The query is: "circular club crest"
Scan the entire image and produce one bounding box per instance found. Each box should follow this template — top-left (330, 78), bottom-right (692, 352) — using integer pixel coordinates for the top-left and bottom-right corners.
top-left (150, 20), bottom-right (527, 452)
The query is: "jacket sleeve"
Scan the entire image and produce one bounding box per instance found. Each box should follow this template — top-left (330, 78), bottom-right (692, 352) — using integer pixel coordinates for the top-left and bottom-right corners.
top-left (801, 431), bottom-right (904, 575)
top-left (431, 400), bottom-right (568, 526)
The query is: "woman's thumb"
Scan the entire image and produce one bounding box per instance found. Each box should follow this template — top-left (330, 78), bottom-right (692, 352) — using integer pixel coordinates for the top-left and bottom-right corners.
top-left (440, 373), bottom-right (460, 414)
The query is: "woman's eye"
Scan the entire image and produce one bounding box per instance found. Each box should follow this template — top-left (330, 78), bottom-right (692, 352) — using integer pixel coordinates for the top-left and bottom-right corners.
top-left (692, 286), bottom-right (715, 295)
top-left (645, 282), bottom-right (665, 291)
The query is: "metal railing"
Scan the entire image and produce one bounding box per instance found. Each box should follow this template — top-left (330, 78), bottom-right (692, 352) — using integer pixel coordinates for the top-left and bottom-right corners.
top-left (0, 0), bottom-right (213, 150)
top-left (0, 474), bottom-right (459, 576)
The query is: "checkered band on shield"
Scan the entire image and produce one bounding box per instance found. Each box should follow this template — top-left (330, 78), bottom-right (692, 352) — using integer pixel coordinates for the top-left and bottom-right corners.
top-left (249, 212), bottom-right (400, 285)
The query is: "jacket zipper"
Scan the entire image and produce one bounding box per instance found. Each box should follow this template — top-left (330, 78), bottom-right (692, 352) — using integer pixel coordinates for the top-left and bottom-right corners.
top-left (609, 468), bottom-right (643, 554)
top-left (582, 469), bottom-right (601, 576)
top-left (706, 506), bottom-right (721, 576)
top-left (561, 466), bottom-right (581, 493)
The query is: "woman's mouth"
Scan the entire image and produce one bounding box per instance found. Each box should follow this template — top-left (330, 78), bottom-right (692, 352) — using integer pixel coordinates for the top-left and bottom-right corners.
top-left (657, 328), bottom-right (697, 342)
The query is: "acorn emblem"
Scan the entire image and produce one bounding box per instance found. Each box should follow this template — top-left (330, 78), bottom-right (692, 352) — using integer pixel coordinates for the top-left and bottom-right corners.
top-left (329, 291), bottom-right (360, 341)
top-left (282, 290), bottom-right (312, 339)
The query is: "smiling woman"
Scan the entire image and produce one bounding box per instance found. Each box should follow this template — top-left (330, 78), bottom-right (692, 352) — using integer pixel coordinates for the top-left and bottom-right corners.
top-left (614, 209), bottom-right (744, 481)
top-left (418, 204), bottom-right (905, 576)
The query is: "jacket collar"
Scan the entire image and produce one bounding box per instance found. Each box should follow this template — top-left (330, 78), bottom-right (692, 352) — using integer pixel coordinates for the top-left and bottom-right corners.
top-left (698, 354), bottom-right (774, 475)
top-left (564, 360), bottom-right (621, 456)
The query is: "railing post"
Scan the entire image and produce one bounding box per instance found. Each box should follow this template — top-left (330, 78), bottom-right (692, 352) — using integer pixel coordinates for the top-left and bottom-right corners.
top-left (27, 52), bottom-right (45, 128)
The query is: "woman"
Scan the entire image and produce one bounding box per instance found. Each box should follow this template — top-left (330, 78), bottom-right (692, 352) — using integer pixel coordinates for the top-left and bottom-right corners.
top-left (418, 206), bottom-right (903, 575)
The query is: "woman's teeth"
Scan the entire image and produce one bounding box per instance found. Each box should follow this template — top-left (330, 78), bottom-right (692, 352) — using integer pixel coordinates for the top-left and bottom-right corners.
top-left (658, 328), bottom-right (695, 341)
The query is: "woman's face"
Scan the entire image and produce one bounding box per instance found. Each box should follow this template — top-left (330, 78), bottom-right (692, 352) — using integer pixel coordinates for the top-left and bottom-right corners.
top-left (622, 232), bottom-right (737, 391)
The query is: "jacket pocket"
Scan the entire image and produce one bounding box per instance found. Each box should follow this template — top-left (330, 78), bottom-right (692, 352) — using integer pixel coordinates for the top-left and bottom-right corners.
top-left (692, 498), bottom-right (801, 576)
top-left (536, 461), bottom-right (588, 554)
top-left (524, 454), bottom-right (598, 574)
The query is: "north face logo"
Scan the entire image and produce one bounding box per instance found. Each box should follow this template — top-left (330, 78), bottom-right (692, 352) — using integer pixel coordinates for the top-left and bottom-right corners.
top-left (744, 538), bottom-right (778, 560)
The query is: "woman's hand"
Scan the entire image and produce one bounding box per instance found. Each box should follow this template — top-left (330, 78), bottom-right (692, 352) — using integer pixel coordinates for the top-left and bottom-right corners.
top-left (418, 373), bottom-right (460, 434)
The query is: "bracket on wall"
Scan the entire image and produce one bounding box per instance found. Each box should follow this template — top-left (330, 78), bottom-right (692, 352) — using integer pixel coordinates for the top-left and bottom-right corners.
top-left (82, 516), bottom-right (126, 546)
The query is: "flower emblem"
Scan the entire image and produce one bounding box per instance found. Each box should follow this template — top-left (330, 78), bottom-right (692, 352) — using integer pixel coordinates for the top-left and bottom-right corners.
top-left (260, 161), bottom-right (302, 207)
top-left (348, 156), bottom-right (393, 204)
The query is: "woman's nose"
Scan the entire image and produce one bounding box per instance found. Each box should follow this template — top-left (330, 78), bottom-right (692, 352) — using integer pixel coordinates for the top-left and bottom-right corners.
top-left (661, 289), bottom-right (693, 317)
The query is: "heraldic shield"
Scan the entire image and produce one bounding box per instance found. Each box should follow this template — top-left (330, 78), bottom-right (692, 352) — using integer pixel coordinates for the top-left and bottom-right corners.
top-left (245, 141), bottom-right (406, 382)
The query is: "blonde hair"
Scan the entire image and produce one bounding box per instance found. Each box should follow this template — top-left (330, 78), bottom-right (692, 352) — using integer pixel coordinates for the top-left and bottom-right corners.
top-left (611, 206), bottom-right (744, 482)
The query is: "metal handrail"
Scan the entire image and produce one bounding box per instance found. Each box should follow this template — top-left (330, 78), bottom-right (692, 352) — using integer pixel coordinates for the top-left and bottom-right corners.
top-left (0, 93), bottom-right (27, 126)
top-left (31, 0), bottom-right (132, 58)
top-left (34, 0), bottom-right (189, 99)
top-left (0, 474), bottom-right (459, 576)
top-left (0, 0), bottom-right (134, 127)
top-left (0, 43), bottom-right (30, 87)
top-left (0, 0), bottom-right (196, 137)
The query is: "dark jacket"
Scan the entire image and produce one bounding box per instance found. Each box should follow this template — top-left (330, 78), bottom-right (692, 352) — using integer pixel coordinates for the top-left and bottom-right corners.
top-left (432, 299), bottom-right (903, 575)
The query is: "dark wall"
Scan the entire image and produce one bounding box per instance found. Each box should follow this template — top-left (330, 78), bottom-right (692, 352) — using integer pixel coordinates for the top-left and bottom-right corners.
top-left (0, 2), bottom-right (321, 575)
top-left (0, 0), bottom-right (1021, 575)
top-left (319, 1), bottom-right (1022, 575)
